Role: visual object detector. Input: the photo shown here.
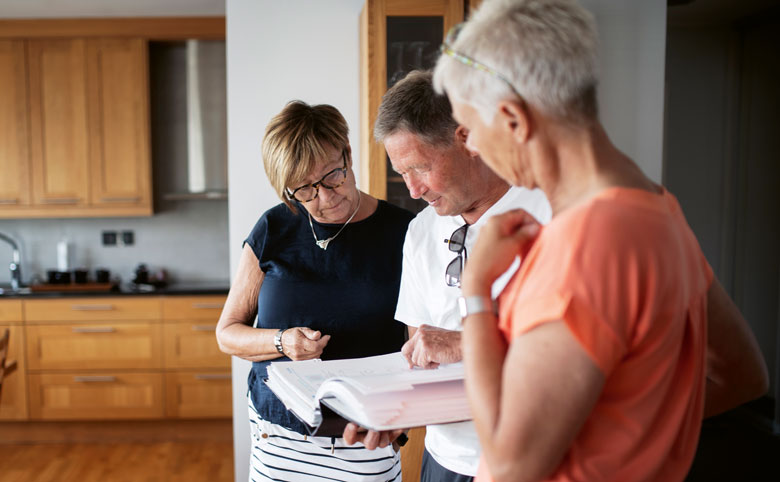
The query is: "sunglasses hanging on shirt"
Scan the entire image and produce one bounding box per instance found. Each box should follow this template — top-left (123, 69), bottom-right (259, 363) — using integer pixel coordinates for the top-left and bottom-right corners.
top-left (444, 224), bottom-right (469, 287)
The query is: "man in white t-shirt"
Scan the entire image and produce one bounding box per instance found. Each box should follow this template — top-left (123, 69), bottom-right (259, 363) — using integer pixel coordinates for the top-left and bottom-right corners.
top-left (373, 71), bottom-right (551, 481)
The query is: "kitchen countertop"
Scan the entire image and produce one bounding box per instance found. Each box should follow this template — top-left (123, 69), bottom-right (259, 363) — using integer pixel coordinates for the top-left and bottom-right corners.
top-left (0, 280), bottom-right (230, 298)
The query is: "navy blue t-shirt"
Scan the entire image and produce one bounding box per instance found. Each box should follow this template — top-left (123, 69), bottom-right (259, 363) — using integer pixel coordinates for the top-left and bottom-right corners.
top-left (244, 199), bottom-right (414, 434)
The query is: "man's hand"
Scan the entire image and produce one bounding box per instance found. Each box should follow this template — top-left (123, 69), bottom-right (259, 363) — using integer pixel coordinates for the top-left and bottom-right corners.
top-left (343, 423), bottom-right (405, 450)
top-left (462, 209), bottom-right (540, 298)
top-left (402, 324), bottom-right (462, 369)
top-left (281, 327), bottom-right (330, 360)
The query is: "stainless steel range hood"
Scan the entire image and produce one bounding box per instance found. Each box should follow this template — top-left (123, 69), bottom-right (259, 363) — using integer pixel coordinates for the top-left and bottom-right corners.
top-left (157, 40), bottom-right (228, 201)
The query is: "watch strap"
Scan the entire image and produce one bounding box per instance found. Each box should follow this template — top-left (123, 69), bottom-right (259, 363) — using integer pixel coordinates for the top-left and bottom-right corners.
top-left (458, 295), bottom-right (497, 319)
top-left (273, 328), bottom-right (286, 354)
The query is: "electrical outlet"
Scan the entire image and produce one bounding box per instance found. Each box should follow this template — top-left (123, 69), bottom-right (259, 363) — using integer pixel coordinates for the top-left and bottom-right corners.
top-left (121, 230), bottom-right (135, 246)
top-left (102, 231), bottom-right (117, 246)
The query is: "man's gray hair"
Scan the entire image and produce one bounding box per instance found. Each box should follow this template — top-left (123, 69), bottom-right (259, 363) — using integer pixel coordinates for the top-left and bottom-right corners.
top-left (433, 0), bottom-right (600, 124)
top-left (374, 70), bottom-right (460, 146)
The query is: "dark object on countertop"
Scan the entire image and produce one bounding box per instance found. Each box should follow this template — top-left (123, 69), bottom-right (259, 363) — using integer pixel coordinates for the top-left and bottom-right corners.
top-left (95, 268), bottom-right (111, 283)
top-left (131, 264), bottom-right (168, 290)
top-left (133, 264), bottom-right (149, 285)
top-left (73, 269), bottom-right (88, 284)
top-left (47, 270), bottom-right (71, 285)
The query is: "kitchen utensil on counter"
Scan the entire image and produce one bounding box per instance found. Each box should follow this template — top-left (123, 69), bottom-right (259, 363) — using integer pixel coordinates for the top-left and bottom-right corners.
top-left (47, 270), bottom-right (71, 285)
top-left (73, 269), bottom-right (89, 284)
top-left (133, 264), bottom-right (149, 285)
top-left (56, 238), bottom-right (70, 272)
top-left (95, 268), bottom-right (111, 283)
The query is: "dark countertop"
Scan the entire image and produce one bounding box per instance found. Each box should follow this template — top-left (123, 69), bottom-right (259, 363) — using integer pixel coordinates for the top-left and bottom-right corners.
top-left (0, 280), bottom-right (230, 298)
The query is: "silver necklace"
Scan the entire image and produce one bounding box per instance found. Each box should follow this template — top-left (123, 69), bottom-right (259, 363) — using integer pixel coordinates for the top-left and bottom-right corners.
top-left (308, 194), bottom-right (362, 250)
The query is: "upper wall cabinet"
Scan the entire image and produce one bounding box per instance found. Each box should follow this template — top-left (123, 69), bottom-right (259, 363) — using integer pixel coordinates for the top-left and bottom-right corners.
top-left (0, 38), bottom-right (152, 218)
top-left (86, 39), bottom-right (152, 211)
top-left (0, 40), bottom-right (31, 209)
top-left (361, 0), bottom-right (487, 213)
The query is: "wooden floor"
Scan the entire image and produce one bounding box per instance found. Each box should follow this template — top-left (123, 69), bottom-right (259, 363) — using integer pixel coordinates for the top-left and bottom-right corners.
top-left (0, 441), bottom-right (233, 482)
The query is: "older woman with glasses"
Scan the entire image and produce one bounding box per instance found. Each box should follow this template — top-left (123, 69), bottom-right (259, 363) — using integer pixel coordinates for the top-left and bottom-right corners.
top-left (216, 100), bottom-right (413, 482)
top-left (431, 1), bottom-right (768, 481)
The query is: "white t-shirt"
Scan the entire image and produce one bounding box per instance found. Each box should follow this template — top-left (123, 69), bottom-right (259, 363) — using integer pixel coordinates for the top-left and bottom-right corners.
top-left (395, 186), bottom-right (552, 476)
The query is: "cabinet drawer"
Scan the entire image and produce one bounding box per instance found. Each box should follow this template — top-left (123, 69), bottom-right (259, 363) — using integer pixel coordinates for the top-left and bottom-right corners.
top-left (28, 372), bottom-right (163, 420)
top-left (0, 324), bottom-right (28, 420)
top-left (163, 322), bottom-right (230, 369)
top-left (26, 322), bottom-right (162, 370)
top-left (165, 371), bottom-right (232, 419)
top-left (24, 297), bottom-right (161, 323)
top-left (162, 295), bottom-right (226, 321)
top-left (0, 299), bottom-right (23, 323)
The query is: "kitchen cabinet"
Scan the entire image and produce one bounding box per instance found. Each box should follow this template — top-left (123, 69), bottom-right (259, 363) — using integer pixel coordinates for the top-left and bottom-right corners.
top-left (359, 0), bottom-right (466, 213)
top-left (0, 300), bottom-right (27, 420)
top-left (0, 38), bottom-right (152, 218)
top-left (0, 40), bottom-right (31, 208)
top-left (6, 294), bottom-right (229, 421)
top-left (86, 39), bottom-right (153, 212)
top-left (161, 295), bottom-right (231, 418)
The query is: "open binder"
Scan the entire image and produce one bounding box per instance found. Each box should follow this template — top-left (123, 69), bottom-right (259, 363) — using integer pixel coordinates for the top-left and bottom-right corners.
top-left (264, 352), bottom-right (471, 436)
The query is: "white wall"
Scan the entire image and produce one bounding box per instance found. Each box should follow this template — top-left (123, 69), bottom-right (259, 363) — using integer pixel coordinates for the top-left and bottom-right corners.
top-left (226, 1), bottom-right (363, 480)
top-left (583, 0), bottom-right (667, 182)
top-left (225, 1), bottom-right (666, 480)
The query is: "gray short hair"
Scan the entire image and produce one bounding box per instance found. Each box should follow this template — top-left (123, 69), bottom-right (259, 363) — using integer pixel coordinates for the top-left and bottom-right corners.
top-left (433, 0), bottom-right (599, 124)
top-left (374, 70), bottom-right (459, 147)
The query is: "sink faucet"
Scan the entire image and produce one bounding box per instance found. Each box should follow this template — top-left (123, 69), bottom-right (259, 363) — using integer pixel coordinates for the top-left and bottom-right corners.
top-left (0, 232), bottom-right (22, 291)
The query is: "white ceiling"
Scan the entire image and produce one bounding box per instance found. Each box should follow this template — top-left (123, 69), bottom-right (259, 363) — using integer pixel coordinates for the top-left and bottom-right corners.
top-left (0, 0), bottom-right (225, 18)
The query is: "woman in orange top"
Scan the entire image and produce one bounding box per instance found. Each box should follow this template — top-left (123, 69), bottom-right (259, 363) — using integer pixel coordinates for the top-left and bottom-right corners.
top-left (432, 0), bottom-right (769, 481)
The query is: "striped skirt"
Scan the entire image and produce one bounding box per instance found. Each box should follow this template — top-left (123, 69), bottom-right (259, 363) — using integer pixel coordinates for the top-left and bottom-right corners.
top-left (248, 394), bottom-right (402, 482)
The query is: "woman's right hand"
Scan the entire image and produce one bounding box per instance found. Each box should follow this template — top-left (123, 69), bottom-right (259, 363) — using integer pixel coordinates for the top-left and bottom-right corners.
top-left (280, 327), bottom-right (331, 360)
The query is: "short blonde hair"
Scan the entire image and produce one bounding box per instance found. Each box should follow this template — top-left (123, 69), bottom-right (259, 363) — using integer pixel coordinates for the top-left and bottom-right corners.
top-left (262, 101), bottom-right (350, 213)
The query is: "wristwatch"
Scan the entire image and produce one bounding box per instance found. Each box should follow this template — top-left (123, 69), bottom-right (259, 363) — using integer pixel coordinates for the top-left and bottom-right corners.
top-left (457, 295), bottom-right (497, 319)
top-left (273, 328), bottom-right (286, 355)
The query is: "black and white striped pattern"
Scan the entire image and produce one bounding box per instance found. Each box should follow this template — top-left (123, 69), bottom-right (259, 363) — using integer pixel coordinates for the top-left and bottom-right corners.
top-left (248, 394), bottom-right (402, 482)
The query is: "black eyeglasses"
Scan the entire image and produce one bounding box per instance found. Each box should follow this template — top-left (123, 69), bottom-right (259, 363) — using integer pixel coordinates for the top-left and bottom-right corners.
top-left (444, 224), bottom-right (469, 287)
top-left (285, 150), bottom-right (348, 203)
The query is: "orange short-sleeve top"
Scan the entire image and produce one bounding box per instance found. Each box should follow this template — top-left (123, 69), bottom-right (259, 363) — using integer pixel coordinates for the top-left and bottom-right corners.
top-left (479, 187), bottom-right (713, 482)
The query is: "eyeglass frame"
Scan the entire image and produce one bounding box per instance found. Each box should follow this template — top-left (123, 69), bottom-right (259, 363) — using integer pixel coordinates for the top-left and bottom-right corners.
top-left (445, 224), bottom-right (469, 288)
top-left (439, 23), bottom-right (525, 101)
top-left (285, 149), bottom-right (349, 203)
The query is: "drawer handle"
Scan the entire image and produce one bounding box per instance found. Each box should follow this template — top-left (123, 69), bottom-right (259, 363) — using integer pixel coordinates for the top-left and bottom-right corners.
top-left (72, 326), bottom-right (116, 333)
top-left (192, 303), bottom-right (224, 309)
top-left (41, 197), bottom-right (81, 204)
top-left (71, 304), bottom-right (115, 311)
top-left (0, 198), bottom-right (19, 205)
top-left (100, 196), bottom-right (140, 202)
top-left (195, 374), bottom-right (231, 381)
top-left (74, 375), bottom-right (117, 383)
top-left (191, 325), bottom-right (216, 332)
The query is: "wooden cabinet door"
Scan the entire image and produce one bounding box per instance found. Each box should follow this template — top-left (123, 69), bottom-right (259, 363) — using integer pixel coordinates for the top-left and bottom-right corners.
top-left (24, 297), bottom-right (161, 323)
top-left (165, 371), bottom-right (232, 418)
top-left (27, 39), bottom-right (90, 208)
top-left (163, 322), bottom-right (230, 369)
top-left (26, 322), bottom-right (162, 371)
top-left (0, 324), bottom-right (28, 420)
top-left (0, 40), bottom-right (31, 209)
top-left (86, 38), bottom-right (152, 215)
top-left (161, 295), bottom-right (226, 321)
top-left (28, 372), bottom-right (164, 420)
top-left (360, 0), bottom-right (464, 209)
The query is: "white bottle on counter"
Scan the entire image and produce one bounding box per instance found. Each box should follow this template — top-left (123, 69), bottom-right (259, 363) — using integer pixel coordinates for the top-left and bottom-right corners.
top-left (57, 238), bottom-right (70, 272)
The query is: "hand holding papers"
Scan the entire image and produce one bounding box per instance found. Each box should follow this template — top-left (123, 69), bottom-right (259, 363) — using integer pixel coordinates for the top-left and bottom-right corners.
top-left (265, 352), bottom-right (471, 435)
